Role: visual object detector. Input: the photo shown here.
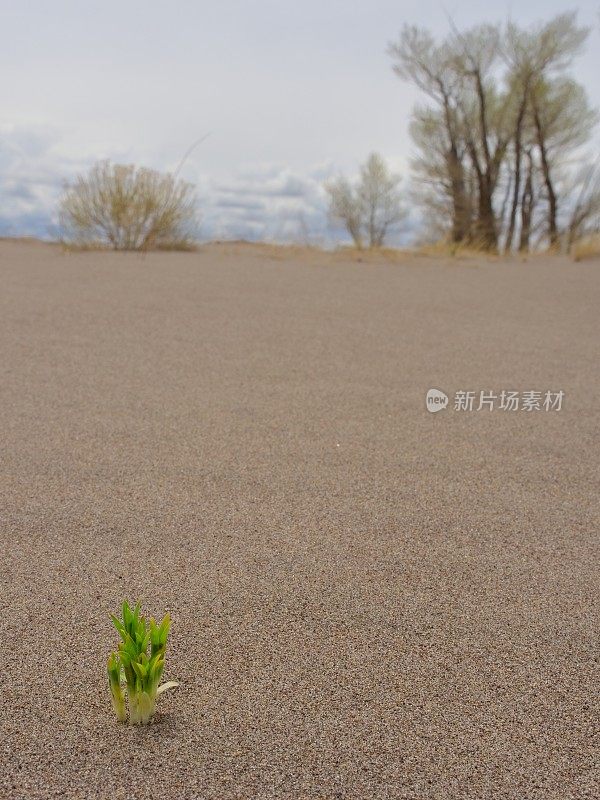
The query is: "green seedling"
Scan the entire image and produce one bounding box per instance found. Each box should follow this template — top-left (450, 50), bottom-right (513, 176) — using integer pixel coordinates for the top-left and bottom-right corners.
top-left (107, 601), bottom-right (179, 725)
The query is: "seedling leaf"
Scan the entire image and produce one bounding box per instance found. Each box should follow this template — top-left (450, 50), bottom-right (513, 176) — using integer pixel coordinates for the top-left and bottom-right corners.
top-left (156, 681), bottom-right (180, 695)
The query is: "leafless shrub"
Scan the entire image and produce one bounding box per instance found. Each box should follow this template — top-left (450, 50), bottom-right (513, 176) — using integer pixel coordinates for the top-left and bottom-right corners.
top-left (326, 153), bottom-right (405, 249)
top-left (59, 161), bottom-right (197, 251)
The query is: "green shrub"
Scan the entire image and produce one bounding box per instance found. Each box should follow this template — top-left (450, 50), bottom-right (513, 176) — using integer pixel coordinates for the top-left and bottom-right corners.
top-left (108, 601), bottom-right (179, 725)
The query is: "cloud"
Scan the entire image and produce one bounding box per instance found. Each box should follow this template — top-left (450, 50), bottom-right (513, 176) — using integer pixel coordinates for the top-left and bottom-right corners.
top-left (212, 197), bottom-right (267, 212)
top-left (0, 125), bottom-right (414, 245)
top-left (0, 126), bottom-right (338, 243)
top-left (196, 162), bottom-right (336, 244)
top-left (215, 171), bottom-right (309, 199)
top-left (0, 124), bottom-right (87, 238)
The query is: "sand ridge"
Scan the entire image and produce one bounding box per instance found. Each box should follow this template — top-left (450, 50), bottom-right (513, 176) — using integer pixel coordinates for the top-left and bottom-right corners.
top-left (0, 242), bottom-right (598, 799)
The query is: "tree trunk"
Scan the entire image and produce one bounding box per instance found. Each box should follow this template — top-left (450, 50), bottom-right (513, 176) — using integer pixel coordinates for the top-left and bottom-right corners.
top-left (506, 95), bottom-right (528, 252)
top-left (467, 70), bottom-right (504, 251)
top-left (441, 93), bottom-right (469, 244)
top-left (447, 146), bottom-right (469, 242)
top-left (499, 171), bottom-right (513, 251)
top-left (533, 106), bottom-right (559, 249)
top-left (519, 151), bottom-right (534, 252)
top-left (478, 200), bottom-right (498, 250)
top-left (475, 175), bottom-right (498, 251)
top-left (368, 206), bottom-right (376, 248)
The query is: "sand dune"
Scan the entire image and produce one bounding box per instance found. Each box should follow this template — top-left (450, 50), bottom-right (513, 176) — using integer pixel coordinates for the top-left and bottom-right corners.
top-left (1, 241), bottom-right (598, 799)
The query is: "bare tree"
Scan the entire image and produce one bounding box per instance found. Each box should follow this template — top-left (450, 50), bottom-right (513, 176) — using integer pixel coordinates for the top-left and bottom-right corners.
top-left (449, 23), bottom-right (515, 251)
top-left (502, 12), bottom-right (589, 251)
top-left (408, 106), bottom-right (473, 241)
top-left (389, 12), bottom-right (595, 253)
top-left (326, 153), bottom-right (405, 248)
top-left (59, 161), bottom-right (197, 250)
top-left (325, 176), bottom-right (364, 248)
top-left (502, 25), bottom-right (539, 251)
top-left (565, 161), bottom-right (600, 249)
top-left (390, 21), bottom-right (513, 250)
top-left (530, 78), bottom-right (597, 249)
top-left (389, 27), bottom-right (470, 243)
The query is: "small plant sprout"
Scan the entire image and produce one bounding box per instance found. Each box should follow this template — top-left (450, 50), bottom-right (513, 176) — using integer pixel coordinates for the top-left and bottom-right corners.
top-left (107, 601), bottom-right (179, 725)
top-left (107, 652), bottom-right (127, 722)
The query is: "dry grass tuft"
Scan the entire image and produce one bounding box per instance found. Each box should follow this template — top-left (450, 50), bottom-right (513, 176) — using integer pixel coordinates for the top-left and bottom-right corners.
top-left (331, 245), bottom-right (413, 264)
top-left (572, 235), bottom-right (600, 262)
top-left (413, 238), bottom-right (501, 260)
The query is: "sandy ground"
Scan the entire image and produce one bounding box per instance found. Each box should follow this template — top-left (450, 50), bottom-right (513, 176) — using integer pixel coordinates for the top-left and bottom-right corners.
top-left (0, 240), bottom-right (598, 800)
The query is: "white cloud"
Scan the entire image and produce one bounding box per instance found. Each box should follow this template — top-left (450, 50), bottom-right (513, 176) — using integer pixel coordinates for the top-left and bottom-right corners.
top-left (199, 163), bottom-right (334, 243)
top-left (0, 124), bottom-right (420, 245)
top-left (0, 127), bottom-right (339, 244)
top-left (0, 124), bottom-right (86, 237)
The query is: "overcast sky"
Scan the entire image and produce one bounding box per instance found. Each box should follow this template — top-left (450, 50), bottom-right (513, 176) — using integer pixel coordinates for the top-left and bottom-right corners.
top-left (1, 0), bottom-right (599, 242)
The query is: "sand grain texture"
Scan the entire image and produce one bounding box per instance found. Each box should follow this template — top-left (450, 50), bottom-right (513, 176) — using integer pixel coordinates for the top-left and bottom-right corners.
top-left (0, 242), bottom-right (598, 799)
